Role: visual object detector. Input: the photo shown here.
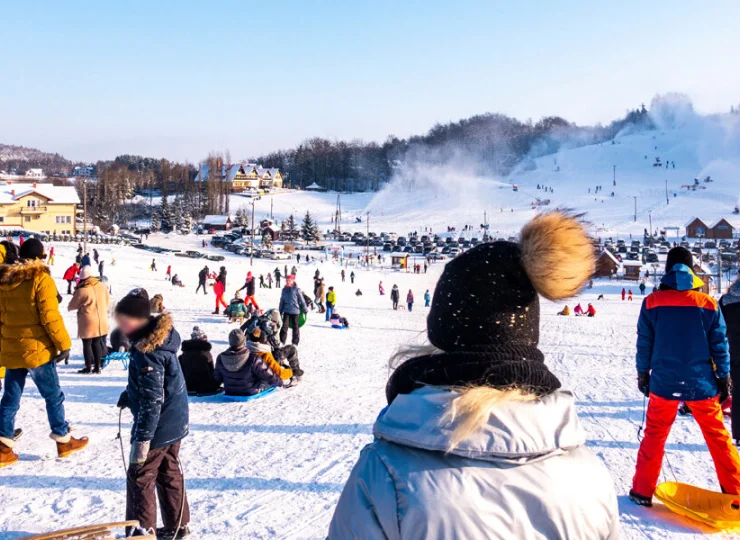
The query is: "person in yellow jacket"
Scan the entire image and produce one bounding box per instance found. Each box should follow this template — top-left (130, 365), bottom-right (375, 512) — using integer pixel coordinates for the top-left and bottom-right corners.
top-left (558, 305), bottom-right (571, 316)
top-left (0, 239), bottom-right (88, 468)
top-left (0, 240), bottom-right (19, 386)
top-left (326, 286), bottom-right (337, 322)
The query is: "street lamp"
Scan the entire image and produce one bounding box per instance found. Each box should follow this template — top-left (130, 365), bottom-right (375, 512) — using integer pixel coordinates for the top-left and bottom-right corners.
top-left (632, 196), bottom-right (637, 222)
top-left (250, 196), bottom-right (261, 267)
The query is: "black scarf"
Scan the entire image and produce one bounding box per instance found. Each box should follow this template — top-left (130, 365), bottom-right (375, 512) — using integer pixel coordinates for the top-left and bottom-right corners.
top-left (386, 345), bottom-right (561, 404)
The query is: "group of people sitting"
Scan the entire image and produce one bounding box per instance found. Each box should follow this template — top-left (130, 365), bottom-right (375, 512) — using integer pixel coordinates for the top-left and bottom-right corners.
top-left (178, 309), bottom-right (303, 397)
top-left (558, 303), bottom-right (596, 317)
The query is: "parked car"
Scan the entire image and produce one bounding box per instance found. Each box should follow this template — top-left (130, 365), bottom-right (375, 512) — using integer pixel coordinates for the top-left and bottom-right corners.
top-left (175, 251), bottom-right (205, 259)
top-left (270, 251), bottom-right (292, 260)
top-left (382, 242), bottom-right (394, 252)
top-left (427, 253), bottom-right (448, 261)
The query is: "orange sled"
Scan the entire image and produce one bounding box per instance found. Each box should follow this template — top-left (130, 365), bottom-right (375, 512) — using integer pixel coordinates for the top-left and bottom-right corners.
top-left (655, 482), bottom-right (740, 531)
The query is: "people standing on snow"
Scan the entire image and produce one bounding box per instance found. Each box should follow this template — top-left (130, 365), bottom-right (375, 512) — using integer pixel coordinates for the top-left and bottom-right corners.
top-left (212, 267), bottom-right (228, 315)
top-left (63, 261), bottom-right (80, 295)
top-left (274, 267), bottom-right (282, 288)
top-left (424, 289), bottom-right (431, 307)
top-left (266, 272), bottom-right (273, 289)
top-left (166, 265), bottom-right (172, 281)
top-left (196, 266), bottom-right (209, 295)
top-left (621, 288), bottom-right (626, 301)
top-left (47, 245), bottom-right (55, 266)
top-left (114, 290), bottom-right (190, 538)
top-left (215, 328), bottom-right (292, 397)
top-left (179, 326), bottom-right (219, 395)
top-left (278, 275), bottom-right (308, 346)
top-left (407, 290), bottom-right (414, 311)
top-left (630, 247), bottom-right (740, 507)
top-left (325, 286), bottom-right (337, 321)
top-left (391, 285), bottom-right (400, 310)
top-left (639, 282), bottom-right (646, 295)
top-left (350, 271), bottom-right (355, 284)
top-left (341, 269), bottom-right (345, 282)
top-left (259, 274), bottom-right (265, 288)
top-left (628, 290), bottom-right (633, 301)
top-left (316, 279), bottom-right (326, 313)
top-left (150, 259), bottom-right (157, 272)
top-left (329, 212), bottom-right (618, 539)
top-left (720, 279), bottom-right (740, 444)
top-left (98, 260), bottom-right (104, 279)
top-left (236, 272), bottom-right (261, 312)
top-left (379, 281), bottom-right (385, 295)
top-left (0, 239), bottom-right (88, 468)
top-left (93, 249), bottom-right (100, 265)
top-left (68, 265), bottom-right (110, 374)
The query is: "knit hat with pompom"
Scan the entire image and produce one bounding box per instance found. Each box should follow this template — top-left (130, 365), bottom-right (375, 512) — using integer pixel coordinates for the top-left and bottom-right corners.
top-left (387, 212), bottom-right (595, 403)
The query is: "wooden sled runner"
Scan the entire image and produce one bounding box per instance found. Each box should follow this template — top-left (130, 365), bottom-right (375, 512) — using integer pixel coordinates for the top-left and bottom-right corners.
top-left (21, 520), bottom-right (154, 539)
top-left (655, 482), bottom-right (740, 531)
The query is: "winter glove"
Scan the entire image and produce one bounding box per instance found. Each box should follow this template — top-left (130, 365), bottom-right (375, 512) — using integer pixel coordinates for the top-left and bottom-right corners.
top-left (53, 350), bottom-right (70, 365)
top-left (129, 440), bottom-right (151, 468)
top-left (637, 371), bottom-right (650, 398)
top-left (718, 376), bottom-right (732, 405)
top-left (117, 390), bottom-right (129, 409)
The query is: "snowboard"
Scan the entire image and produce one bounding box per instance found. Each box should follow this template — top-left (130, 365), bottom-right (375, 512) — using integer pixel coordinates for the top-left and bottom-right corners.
top-left (654, 481), bottom-right (740, 531)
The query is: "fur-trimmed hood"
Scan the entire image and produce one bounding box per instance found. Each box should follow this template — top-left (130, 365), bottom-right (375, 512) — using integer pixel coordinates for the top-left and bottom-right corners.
top-left (131, 313), bottom-right (180, 354)
top-left (0, 259), bottom-right (51, 288)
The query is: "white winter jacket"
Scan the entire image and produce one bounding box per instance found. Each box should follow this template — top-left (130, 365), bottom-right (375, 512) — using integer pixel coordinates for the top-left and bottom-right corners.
top-left (329, 387), bottom-right (619, 539)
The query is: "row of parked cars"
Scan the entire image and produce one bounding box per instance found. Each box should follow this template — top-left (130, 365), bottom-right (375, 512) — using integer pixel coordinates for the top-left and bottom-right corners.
top-left (211, 232), bottom-right (292, 260)
top-left (333, 231), bottom-right (490, 260)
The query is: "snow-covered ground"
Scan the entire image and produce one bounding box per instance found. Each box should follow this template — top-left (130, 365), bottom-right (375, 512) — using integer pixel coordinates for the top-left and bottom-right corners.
top-left (3, 112), bottom-right (740, 538)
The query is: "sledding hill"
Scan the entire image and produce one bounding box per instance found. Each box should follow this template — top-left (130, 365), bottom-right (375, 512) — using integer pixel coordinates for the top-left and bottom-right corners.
top-left (247, 108), bottom-right (740, 241)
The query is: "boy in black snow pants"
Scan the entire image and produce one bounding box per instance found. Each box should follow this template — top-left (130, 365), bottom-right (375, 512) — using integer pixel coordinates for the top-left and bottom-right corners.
top-left (115, 289), bottom-right (191, 539)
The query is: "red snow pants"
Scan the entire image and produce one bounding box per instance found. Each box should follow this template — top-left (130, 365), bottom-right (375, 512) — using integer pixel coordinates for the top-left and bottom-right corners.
top-left (215, 294), bottom-right (228, 311)
top-left (633, 393), bottom-right (740, 497)
top-left (244, 295), bottom-right (261, 311)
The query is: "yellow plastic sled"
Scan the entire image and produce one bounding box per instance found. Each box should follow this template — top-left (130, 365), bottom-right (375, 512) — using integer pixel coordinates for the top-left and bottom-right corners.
top-left (655, 482), bottom-right (740, 531)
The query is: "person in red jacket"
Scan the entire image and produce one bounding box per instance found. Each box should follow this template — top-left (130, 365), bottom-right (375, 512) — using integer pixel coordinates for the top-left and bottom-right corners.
top-left (63, 262), bottom-right (80, 295)
top-left (621, 288), bottom-right (626, 301)
top-left (587, 304), bottom-right (596, 317)
top-left (212, 267), bottom-right (228, 314)
top-left (47, 246), bottom-right (55, 266)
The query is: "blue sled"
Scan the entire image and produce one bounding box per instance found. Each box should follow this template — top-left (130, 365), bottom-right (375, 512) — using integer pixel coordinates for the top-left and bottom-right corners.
top-left (220, 387), bottom-right (278, 402)
top-left (102, 351), bottom-right (130, 370)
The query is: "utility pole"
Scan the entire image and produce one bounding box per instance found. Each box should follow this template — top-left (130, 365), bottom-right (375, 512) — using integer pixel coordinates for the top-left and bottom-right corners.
top-left (633, 196), bottom-right (637, 222)
top-left (250, 196), bottom-right (260, 267)
top-left (366, 212), bottom-right (370, 263)
top-left (718, 252), bottom-right (723, 296)
top-left (613, 165), bottom-right (616, 187)
top-left (83, 179), bottom-right (88, 254)
top-left (270, 197), bottom-right (273, 220)
top-left (648, 211), bottom-right (652, 241)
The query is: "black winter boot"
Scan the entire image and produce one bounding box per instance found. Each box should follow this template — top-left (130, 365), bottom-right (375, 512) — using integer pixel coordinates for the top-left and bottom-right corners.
top-left (629, 489), bottom-right (652, 507)
top-left (156, 525), bottom-right (190, 539)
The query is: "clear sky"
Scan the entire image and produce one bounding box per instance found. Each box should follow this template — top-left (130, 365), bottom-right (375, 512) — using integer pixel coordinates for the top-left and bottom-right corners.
top-left (1, 0), bottom-right (739, 163)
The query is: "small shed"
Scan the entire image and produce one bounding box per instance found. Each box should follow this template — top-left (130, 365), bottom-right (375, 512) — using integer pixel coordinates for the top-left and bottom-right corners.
top-left (685, 217), bottom-right (708, 239)
top-left (709, 218), bottom-right (734, 240)
top-left (594, 249), bottom-right (620, 278)
top-left (260, 219), bottom-right (280, 241)
top-left (203, 215), bottom-right (232, 231)
top-left (391, 253), bottom-right (409, 270)
top-left (692, 263), bottom-right (713, 294)
top-left (622, 261), bottom-right (643, 281)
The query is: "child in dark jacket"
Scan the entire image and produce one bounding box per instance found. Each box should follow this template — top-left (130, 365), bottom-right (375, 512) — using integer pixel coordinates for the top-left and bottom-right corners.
top-left (214, 329), bottom-right (292, 396)
top-left (114, 289), bottom-right (190, 539)
top-left (179, 326), bottom-right (220, 395)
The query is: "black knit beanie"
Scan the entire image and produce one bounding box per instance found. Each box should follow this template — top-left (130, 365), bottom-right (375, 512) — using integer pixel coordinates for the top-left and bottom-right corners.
top-left (387, 212), bottom-right (596, 403)
top-left (666, 246), bottom-right (693, 272)
top-left (19, 238), bottom-right (45, 261)
top-left (115, 288), bottom-right (152, 319)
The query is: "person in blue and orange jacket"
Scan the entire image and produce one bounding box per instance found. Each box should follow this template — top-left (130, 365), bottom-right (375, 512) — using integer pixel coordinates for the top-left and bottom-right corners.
top-left (630, 247), bottom-right (740, 506)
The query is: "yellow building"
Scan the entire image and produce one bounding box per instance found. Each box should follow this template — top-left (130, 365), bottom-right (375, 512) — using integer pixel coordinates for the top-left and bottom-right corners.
top-left (0, 183), bottom-right (81, 235)
top-left (195, 163), bottom-right (284, 192)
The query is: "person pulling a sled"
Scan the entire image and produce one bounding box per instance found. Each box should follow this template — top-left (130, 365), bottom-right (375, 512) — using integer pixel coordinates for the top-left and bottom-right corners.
top-left (329, 212), bottom-right (619, 539)
top-left (630, 247), bottom-right (740, 506)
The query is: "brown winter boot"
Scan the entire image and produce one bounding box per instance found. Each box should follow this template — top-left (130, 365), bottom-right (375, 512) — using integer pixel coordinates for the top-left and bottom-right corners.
top-left (0, 438), bottom-right (19, 468)
top-left (52, 432), bottom-right (89, 458)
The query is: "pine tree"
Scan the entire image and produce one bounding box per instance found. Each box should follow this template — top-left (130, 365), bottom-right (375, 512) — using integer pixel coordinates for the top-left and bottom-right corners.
top-left (183, 213), bottom-right (193, 234)
top-left (160, 196), bottom-right (171, 232)
top-left (262, 231), bottom-right (274, 249)
top-left (172, 197), bottom-right (183, 233)
top-left (151, 208), bottom-right (161, 232)
top-left (287, 213), bottom-right (299, 241)
top-left (301, 211), bottom-right (319, 243)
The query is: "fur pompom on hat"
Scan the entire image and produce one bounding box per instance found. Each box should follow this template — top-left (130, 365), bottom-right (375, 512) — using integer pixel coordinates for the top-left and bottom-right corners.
top-left (427, 211), bottom-right (593, 352)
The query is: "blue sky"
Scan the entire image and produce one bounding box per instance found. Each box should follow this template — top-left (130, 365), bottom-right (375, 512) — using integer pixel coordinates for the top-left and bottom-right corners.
top-left (1, 1), bottom-right (739, 162)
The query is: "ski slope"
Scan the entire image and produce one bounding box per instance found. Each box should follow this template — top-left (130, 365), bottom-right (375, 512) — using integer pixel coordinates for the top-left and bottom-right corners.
top-left (3, 110), bottom-right (740, 538)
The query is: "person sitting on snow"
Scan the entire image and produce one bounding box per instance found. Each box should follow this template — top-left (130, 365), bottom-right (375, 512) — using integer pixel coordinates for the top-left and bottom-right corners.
top-left (329, 311), bottom-right (350, 329)
top-left (179, 327), bottom-right (220, 395)
top-left (171, 274), bottom-right (184, 288)
top-left (573, 303), bottom-right (585, 316)
top-left (225, 292), bottom-right (248, 321)
top-left (214, 329), bottom-right (291, 396)
top-left (242, 309), bottom-right (304, 380)
top-left (557, 305), bottom-right (570, 316)
top-left (630, 247), bottom-right (740, 507)
top-left (586, 303), bottom-right (596, 317)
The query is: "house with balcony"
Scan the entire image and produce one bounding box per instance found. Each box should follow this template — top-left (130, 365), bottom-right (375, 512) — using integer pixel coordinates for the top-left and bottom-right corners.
top-left (0, 183), bottom-right (80, 234)
top-left (195, 163), bottom-right (283, 192)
